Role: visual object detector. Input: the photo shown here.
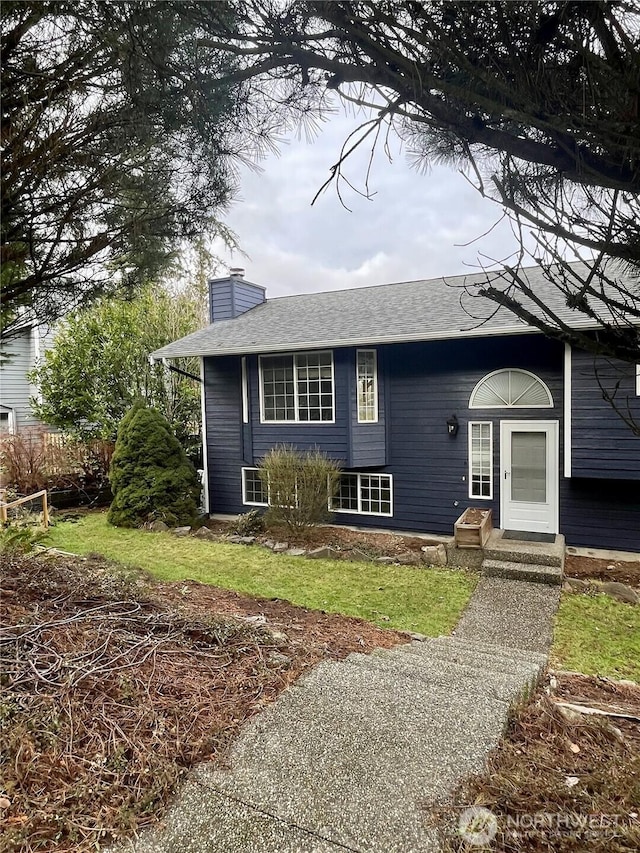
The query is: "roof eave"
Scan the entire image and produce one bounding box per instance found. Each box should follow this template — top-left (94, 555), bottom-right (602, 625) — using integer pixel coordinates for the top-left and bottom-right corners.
top-left (152, 320), bottom-right (610, 360)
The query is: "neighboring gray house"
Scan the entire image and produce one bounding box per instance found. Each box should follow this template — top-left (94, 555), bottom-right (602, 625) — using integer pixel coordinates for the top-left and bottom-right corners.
top-left (152, 266), bottom-right (639, 551)
top-left (0, 324), bottom-right (53, 434)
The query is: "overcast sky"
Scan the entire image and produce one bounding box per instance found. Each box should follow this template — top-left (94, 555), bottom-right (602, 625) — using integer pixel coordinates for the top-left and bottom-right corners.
top-left (213, 110), bottom-right (534, 298)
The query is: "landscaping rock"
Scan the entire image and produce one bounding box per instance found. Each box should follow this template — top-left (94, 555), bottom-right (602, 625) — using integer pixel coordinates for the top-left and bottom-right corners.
top-left (395, 551), bottom-right (423, 566)
top-left (227, 535), bottom-right (243, 544)
top-left (557, 706), bottom-right (583, 724)
top-left (150, 520), bottom-right (169, 532)
top-left (263, 539), bottom-right (276, 550)
top-left (173, 526), bottom-right (191, 536)
top-left (347, 549), bottom-right (373, 562)
top-left (306, 546), bottom-right (340, 560)
top-left (272, 542), bottom-right (289, 553)
top-left (376, 556), bottom-right (395, 564)
top-left (286, 548), bottom-right (307, 557)
top-left (600, 581), bottom-right (639, 605)
top-left (194, 526), bottom-right (216, 539)
top-left (565, 577), bottom-right (591, 592)
top-left (239, 536), bottom-right (256, 545)
top-left (420, 544), bottom-right (447, 566)
top-left (407, 632), bottom-right (428, 642)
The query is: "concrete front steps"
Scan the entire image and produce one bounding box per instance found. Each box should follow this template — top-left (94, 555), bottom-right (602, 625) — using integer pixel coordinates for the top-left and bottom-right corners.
top-left (480, 529), bottom-right (565, 585)
top-left (125, 635), bottom-right (548, 853)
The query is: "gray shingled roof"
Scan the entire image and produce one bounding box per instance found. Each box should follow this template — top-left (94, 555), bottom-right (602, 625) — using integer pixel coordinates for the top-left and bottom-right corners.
top-left (151, 262), bottom-right (630, 359)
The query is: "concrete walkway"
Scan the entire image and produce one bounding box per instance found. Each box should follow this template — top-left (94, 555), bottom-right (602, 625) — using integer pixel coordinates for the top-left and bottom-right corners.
top-left (115, 578), bottom-right (559, 853)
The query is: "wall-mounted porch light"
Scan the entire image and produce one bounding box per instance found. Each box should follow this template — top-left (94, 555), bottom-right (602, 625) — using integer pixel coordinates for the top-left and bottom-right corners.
top-left (447, 414), bottom-right (459, 437)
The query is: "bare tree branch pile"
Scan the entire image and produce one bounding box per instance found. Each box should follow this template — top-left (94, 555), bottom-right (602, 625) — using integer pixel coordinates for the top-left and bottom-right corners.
top-left (0, 554), bottom-right (293, 852)
top-left (435, 675), bottom-right (640, 852)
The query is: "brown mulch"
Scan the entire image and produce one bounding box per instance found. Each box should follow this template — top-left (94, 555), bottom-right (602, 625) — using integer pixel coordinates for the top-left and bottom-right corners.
top-left (437, 673), bottom-right (640, 852)
top-left (0, 554), bottom-right (403, 853)
top-left (210, 516), bottom-right (640, 581)
top-left (552, 672), bottom-right (640, 719)
top-left (204, 517), bottom-right (439, 556)
top-left (155, 578), bottom-right (404, 661)
top-left (565, 554), bottom-right (640, 588)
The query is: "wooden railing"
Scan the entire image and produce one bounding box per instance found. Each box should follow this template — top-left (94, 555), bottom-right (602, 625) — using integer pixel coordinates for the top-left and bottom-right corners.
top-left (0, 489), bottom-right (49, 527)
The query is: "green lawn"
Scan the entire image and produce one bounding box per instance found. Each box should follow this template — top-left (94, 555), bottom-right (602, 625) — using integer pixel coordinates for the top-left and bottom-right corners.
top-left (46, 512), bottom-right (476, 636)
top-left (552, 592), bottom-right (640, 681)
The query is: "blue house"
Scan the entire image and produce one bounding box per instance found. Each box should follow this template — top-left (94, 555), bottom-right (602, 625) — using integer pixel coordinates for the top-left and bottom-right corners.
top-left (151, 266), bottom-right (640, 552)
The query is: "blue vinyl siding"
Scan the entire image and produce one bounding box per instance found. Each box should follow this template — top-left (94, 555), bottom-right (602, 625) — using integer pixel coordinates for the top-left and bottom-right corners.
top-left (561, 479), bottom-right (639, 551)
top-left (571, 349), bottom-right (640, 480)
top-left (249, 349), bottom-right (349, 464)
top-left (374, 336), bottom-right (564, 534)
top-left (203, 335), bottom-right (639, 550)
top-left (209, 279), bottom-right (265, 323)
top-left (209, 282), bottom-right (234, 323)
top-left (349, 348), bottom-right (386, 467)
top-left (203, 356), bottom-right (245, 514)
top-left (234, 282), bottom-right (266, 315)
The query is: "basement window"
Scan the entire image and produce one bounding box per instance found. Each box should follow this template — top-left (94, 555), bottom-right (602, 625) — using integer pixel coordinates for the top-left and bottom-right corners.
top-left (331, 472), bottom-right (393, 517)
top-left (242, 467), bottom-right (268, 506)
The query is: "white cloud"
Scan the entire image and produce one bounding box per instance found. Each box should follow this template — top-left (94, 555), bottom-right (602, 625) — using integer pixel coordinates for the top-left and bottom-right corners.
top-left (214, 111), bottom-right (532, 298)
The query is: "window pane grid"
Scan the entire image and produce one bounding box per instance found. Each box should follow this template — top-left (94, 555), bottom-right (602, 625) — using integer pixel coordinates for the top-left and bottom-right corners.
top-left (261, 352), bottom-right (334, 422)
top-left (296, 352), bottom-right (333, 421)
top-left (331, 472), bottom-right (392, 516)
top-left (334, 473), bottom-right (359, 511)
top-left (469, 422), bottom-right (492, 499)
top-left (357, 350), bottom-right (377, 422)
top-left (261, 356), bottom-right (295, 421)
top-left (243, 468), bottom-right (268, 505)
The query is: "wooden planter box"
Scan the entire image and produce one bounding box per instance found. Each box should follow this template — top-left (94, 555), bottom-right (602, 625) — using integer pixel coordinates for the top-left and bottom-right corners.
top-left (454, 507), bottom-right (493, 549)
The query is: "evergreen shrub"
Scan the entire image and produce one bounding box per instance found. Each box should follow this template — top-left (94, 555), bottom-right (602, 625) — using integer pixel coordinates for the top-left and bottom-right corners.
top-left (108, 402), bottom-right (200, 528)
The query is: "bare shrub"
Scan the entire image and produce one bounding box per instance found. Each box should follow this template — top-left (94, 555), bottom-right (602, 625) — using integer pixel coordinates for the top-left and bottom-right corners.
top-left (259, 445), bottom-right (341, 533)
top-left (0, 429), bottom-right (49, 493)
top-left (0, 429), bottom-right (114, 495)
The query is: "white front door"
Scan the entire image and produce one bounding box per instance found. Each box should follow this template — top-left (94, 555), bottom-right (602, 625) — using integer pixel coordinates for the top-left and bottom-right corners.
top-left (500, 421), bottom-right (559, 534)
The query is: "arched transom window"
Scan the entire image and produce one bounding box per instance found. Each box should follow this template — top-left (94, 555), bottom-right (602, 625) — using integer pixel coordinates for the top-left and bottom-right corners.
top-left (469, 369), bottom-right (553, 409)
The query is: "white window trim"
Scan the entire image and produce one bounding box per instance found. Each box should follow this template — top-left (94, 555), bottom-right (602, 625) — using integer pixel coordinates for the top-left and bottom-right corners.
top-left (636, 364), bottom-right (640, 396)
top-left (199, 358), bottom-right (210, 514)
top-left (258, 351), bottom-right (336, 424)
top-left (0, 407), bottom-right (16, 435)
top-left (468, 421), bottom-right (493, 500)
top-left (241, 467), bottom-right (268, 506)
top-left (356, 349), bottom-right (378, 423)
top-left (330, 472), bottom-right (394, 517)
top-left (241, 357), bottom-right (249, 424)
top-left (469, 368), bottom-right (553, 409)
top-left (31, 325), bottom-right (44, 403)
